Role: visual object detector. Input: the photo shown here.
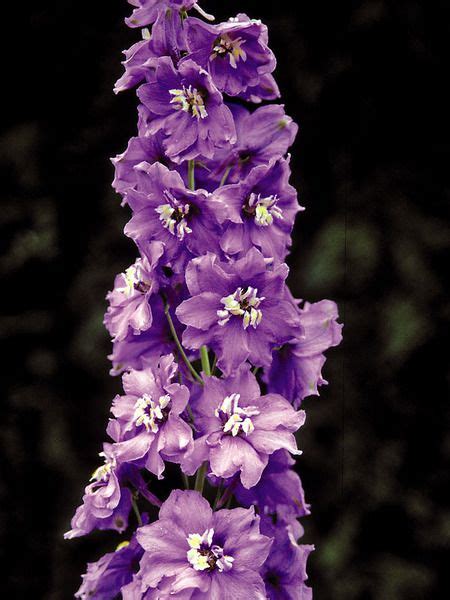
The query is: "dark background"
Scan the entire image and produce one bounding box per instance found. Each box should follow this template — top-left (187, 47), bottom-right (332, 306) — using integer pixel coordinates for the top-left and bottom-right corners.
top-left (1, 1), bottom-right (449, 598)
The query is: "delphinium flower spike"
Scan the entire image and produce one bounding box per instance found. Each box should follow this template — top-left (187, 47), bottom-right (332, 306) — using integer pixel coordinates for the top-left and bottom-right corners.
top-left (66, 2), bottom-right (342, 598)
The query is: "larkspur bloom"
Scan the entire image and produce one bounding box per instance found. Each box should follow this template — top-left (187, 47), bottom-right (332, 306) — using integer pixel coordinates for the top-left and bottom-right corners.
top-left (265, 299), bottom-right (343, 407)
top-left (107, 354), bottom-right (193, 478)
top-left (75, 528), bottom-right (145, 599)
top-left (184, 14), bottom-right (276, 96)
top-left (205, 103), bottom-right (298, 186)
top-left (115, 8), bottom-right (188, 94)
top-left (137, 57), bottom-right (236, 162)
top-left (104, 241), bottom-right (164, 342)
top-left (176, 248), bottom-right (301, 375)
top-left (65, 444), bottom-right (133, 539)
top-left (261, 524), bottom-right (313, 600)
top-left (124, 161), bottom-right (226, 270)
top-left (133, 490), bottom-right (272, 598)
top-left (125, 0), bottom-right (213, 29)
top-left (182, 365), bottom-right (305, 488)
top-left (216, 158), bottom-right (303, 261)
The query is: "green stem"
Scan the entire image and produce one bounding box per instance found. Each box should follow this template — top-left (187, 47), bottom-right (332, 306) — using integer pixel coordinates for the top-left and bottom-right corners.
top-left (194, 462), bottom-right (207, 494)
top-left (164, 301), bottom-right (203, 385)
top-left (131, 494), bottom-right (143, 526)
top-left (213, 482), bottom-right (223, 509)
top-left (200, 345), bottom-right (211, 377)
top-left (188, 159), bottom-right (195, 191)
top-left (211, 353), bottom-right (218, 376)
top-left (182, 471), bottom-right (190, 490)
top-left (219, 164), bottom-right (232, 187)
top-left (251, 365), bottom-right (260, 376)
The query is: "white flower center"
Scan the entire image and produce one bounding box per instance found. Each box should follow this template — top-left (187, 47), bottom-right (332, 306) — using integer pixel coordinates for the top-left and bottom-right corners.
top-left (215, 392), bottom-right (260, 437)
top-left (117, 263), bottom-right (150, 297)
top-left (156, 190), bottom-right (193, 241)
top-left (217, 286), bottom-right (264, 329)
top-left (187, 528), bottom-right (234, 572)
top-left (133, 393), bottom-right (171, 433)
top-left (210, 34), bottom-right (247, 69)
top-left (244, 193), bottom-right (283, 227)
top-left (169, 85), bottom-right (208, 119)
top-left (90, 452), bottom-right (116, 483)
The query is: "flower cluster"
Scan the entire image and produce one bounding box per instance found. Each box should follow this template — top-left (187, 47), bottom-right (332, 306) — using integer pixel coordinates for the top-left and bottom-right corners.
top-left (66, 1), bottom-right (342, 598)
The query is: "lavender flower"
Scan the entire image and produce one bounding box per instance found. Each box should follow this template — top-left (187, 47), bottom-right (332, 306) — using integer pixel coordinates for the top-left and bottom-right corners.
top-left (184, 14), bottom-right (276, 96)
top-left (176, 249), bottom-right (301, 375)
top-left (265, 299), bottom-right (343, 407)
top-left (107, 354), bottom-right (193, 478)
top-left (137, 57), bottom-right (236, 162)
top-left (104, 241), bottom-right (164, 342)
top-left (65, 444), bottom-right (132, 539)
top-left (182, 365), bottom-right (305, 488)
top-left (75, 530), bottom-right (145, 599)
top-left (216, 158), bottom-right (303, 261)
top-left (133, 489), bottom-right (272, 598)
top-left (125, 0), bottom-right (200, 28)
top-left (206, 103), bottom-right (298, 186)
top-left (124, 161), bottom-right (226, 270)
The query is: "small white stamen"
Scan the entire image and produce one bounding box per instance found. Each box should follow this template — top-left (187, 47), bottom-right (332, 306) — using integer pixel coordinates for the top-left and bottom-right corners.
top-left (169, 85), bottom-right (208, 119)
top-left (245, 193), bottom-right (283, 227)
top-left (117, 262), bottom-right (150, 297)
top-left (133, 393), bottom-right (171, 433)
top-left (217, 286), bottom-right (264, 329)
top-left (210, 34), bottom-right (247, 69)
top-left (215, 393), bottom-right (260, 437)
top-left (187, 528), bottom-right (234, 572)
top-left (90, 452), bottom-right (116, 483)
top-left (156, 190), bottom-right (193, 241)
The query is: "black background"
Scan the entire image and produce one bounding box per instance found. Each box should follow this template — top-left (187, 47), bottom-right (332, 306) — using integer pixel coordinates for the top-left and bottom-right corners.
top-left (1, 1), bottom-right (449, 598)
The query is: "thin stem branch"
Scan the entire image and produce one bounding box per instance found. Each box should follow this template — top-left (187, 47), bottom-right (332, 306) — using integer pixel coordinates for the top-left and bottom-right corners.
top-left (211, 353), bottom-right (218, 376)
top-left (194, 462), bottom-right (208, 495)
top-left (219, 164), bottom-right (232, 187)
top-left (200, 345), bottom-right (211, 376)
top-left (182, 470), bottom-right (190, 490)
top-left (164, 301), bottom-right (203, 385)
top-left (131, 494), bottom-right (143, 527)
top-left (188, 159), bottom-right (195, 191)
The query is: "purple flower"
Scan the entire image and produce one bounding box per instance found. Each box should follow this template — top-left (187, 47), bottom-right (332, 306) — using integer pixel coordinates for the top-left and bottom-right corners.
top-left (182, 365), bottom-right (305, 488)
top-left (261, 524), bottom-right (313, 600)
top-left (115, 9), bottom-right (187, 94)
top-left (234, 449), bottom-right (310, 523)
top-left (216, 158), bottom-right (303, 261)
top-left (64, 444), bottom-right (132, 539)
top-left (104, 242), bottom-right (164, 342)
top-left (184, 14), bottom-right (276, 96)
top-left (205, 103), bottom-right (298, 186)
top-left (238, 72), bottom-right (280, 103)
top-left (265, 300), bottom-right (343, 407)
top-left (107, 354), bottom-right (193, 478)
top-left (133, 489), bottom-right (272, 598)
top-left (108, 293), bottom-right (184, 376)
top-left (176, 249), bottom-right (301, 375)
top-left (137, 57), bottom-right (236, 162)
top-left (124, 161), bottom-right (226, 270)
top-left (126, 0), bottom-right (196, 28)
top-left (75, 530), bottom-right (145, 599)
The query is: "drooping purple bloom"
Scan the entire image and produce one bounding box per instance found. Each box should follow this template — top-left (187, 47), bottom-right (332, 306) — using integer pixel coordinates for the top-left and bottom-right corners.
top-left (75, 530), bottom-right (145, 599)
top-left (124, 161), bottom-right (226, 271)
top-left (216, 158), bottom-right (303, 261)
top-left (108, 293), bottom-right (184, 376)
top-left (176, 249), bottom-right (301, 375)
top-left (234, 449), bottom-right (310, 523)
top-left (115, 9), bottom-right (187, 94)
top-left (64, 444), bottom-right (132, 539)
top-left (238, 72), bottom-right (280, 103)
top-left (265, 299), bottom-right (343, 407)
top-left (133, 489), bottom-right (272, 598)
top-left (107, 354), bottom-right (193, 478)
top-left (182, 365), bottom-right (305, 488)
top-left (104, 241), bottom-right (164, 342)
top-left (184, 14), bottom-right (276, 97)
top-left (125, 0), bottom-right (197, 28)
top-left (137, 57), bottom-right (236, 162)
top-left (261, 524), bottom-right (313, 600)
top-left (205, 103), bottom-right (298, 186)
